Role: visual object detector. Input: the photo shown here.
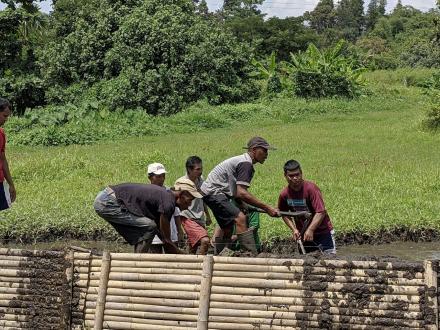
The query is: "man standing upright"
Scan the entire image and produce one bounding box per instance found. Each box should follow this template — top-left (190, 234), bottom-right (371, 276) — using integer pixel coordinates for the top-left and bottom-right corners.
top-left (0, 98), bottom-right (15, 211)
top-left (177, 156), bottom-right (211, 255)
top-left (201, 136), bottom-right (279, 253)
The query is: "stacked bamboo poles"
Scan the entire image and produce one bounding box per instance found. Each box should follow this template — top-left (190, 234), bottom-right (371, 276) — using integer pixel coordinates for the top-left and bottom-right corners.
top-left (208, 256), bottom-right (429, 329)
top-left (74, 252), bottom-right (204, 329)
top-left (0, 248), bottom-right (71, 329)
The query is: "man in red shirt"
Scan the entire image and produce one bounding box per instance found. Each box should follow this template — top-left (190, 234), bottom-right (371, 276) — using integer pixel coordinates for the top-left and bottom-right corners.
top-left (0, 98), bottom-right (15, 211)
top-left (278, 160), bottom-right (335, 254)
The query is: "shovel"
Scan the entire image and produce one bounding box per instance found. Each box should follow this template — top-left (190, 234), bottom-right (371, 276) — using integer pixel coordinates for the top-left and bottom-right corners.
top-left (247, 207), bottom-right (311, 254)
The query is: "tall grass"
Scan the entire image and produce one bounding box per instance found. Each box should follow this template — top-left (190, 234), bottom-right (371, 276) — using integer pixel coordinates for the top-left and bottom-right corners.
top-left (1, 70), bottom-right (439, 242)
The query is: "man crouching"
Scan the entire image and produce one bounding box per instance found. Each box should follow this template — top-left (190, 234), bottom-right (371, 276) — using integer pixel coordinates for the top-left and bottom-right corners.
top-left (93, 178), bottom-right (202, 253)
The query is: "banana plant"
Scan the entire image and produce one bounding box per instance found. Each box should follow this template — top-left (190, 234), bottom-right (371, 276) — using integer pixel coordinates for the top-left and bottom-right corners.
top-left (251, 52), bottom-right (282, 95)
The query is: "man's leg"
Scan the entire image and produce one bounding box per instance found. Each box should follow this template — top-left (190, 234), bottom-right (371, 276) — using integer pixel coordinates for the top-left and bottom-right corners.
top-left (203, 194), bottom-right (240, 255)
top-left (94, 188), bottom-right (157, 249)
top-left (181, 217), bottom-right (210, 255)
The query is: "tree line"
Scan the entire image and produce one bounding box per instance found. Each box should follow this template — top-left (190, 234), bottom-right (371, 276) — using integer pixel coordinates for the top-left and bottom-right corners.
top-left (0, 0), bottom-right (439, 116)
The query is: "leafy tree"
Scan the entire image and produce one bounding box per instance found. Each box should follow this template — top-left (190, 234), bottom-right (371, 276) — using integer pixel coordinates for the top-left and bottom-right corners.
top-left (40, 0), bottom-right (258, 115)
top-left (305, 0), bottom-right (336, 34)
top-left (335, 0), bottom-right (365, 41)
top-left (220, 0), bottom-right (263, 19)
top-left (365, 0), bottom-right (386, 32)
top-left (256, 17), bottom-right (318, 61)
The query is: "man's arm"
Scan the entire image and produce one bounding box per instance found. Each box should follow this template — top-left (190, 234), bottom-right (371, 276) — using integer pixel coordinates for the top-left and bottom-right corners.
top-left (0, 151), bottom-right (15, 202)
top-left (236, 185), bottom-right (278, 217)
top-left (303, 212), bottom-right (325, 241)
top-left (203, 204), bottom-right (212, 226)
top-left (282, 216), bottom-right (300, 240)
top-left (159, 214), bottom-right (182, 254)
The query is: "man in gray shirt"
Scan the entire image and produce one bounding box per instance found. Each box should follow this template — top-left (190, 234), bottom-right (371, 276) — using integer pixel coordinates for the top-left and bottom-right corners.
top-left (201, 136), bottom-right (279, 253)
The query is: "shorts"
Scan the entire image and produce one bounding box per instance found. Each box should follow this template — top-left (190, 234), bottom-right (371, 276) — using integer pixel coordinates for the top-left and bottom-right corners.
top-left (93, 188), bottom-right (158, 245)
top-left (303, 230), bottom-right (336, 254)
top-left (0, 181), bottom-right (11, 211)
top-left (203, 194), bottom-right (240, 229)
top-left (181, 217), bottom-right (208, 247)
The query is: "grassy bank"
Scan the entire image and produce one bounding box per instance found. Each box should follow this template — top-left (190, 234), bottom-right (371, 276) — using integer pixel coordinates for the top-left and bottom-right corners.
top-left (1, 70), bottom-right (439, 242)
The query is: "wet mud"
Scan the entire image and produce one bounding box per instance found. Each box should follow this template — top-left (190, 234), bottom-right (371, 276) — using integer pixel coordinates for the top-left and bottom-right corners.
top-left (0, 250), bottom-right (71, 329)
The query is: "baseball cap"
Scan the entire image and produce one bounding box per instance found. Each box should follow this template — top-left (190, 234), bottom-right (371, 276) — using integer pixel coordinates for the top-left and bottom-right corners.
top-left (147, 163), bottom-right (167, 175)
top-left (174, 178), bottom-right (203, 198)
top-left (244, 136), bottom-right (277, 150)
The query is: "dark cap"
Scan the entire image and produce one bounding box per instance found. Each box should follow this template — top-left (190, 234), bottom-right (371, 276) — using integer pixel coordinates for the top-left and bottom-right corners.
top-left (244, 136), bottom-right (276, 150)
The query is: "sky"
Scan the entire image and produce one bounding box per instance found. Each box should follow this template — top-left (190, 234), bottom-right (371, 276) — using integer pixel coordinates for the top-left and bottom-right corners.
top-left (1, 0), bottom-right (438, 18)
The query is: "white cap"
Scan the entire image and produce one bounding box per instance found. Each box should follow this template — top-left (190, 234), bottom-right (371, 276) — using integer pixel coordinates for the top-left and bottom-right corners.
top-left (147, 163), bottom-right (167, 175)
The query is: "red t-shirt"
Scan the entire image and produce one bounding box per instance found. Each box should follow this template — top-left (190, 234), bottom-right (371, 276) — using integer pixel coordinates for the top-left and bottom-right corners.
top-left (277, 180), bottom-right (333, 235)
top-left (0, 128), bottom-right (5, 182)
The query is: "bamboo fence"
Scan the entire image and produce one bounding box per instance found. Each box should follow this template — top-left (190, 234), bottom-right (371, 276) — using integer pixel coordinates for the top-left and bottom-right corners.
top-left (0, 248), bottom-right (438, 329)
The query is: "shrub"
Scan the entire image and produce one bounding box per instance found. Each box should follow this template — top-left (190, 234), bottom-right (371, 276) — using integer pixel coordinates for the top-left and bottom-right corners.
top-left (423, 72), bottom-right (440, 130)
top-left (0, 72), bottom-right (46, 115)
top-left (289, 41), bottom-right (366, 98)
top-left (39, 0), bottom-right (258, 115)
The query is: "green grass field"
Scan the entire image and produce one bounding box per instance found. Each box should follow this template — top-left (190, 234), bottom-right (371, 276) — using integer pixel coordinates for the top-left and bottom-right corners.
top-left (1, 69), bottom-right (439, 243)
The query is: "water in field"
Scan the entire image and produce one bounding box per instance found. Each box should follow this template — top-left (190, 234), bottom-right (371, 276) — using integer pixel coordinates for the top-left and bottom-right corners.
top-left (2, 239), bottom-right (440, 261)
top-left (337, 241), bottom-right (440, 261)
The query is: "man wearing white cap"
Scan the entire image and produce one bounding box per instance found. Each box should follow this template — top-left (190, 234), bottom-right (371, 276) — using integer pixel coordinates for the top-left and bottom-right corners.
top-left (93, 176), bottom-right (202, 253)
top-left (147, 163), bottom-right (180, 253)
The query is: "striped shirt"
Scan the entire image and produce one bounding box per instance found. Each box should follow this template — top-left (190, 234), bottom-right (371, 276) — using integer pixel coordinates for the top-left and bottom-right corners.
top-left (201, 153), bottom-right (254, 197)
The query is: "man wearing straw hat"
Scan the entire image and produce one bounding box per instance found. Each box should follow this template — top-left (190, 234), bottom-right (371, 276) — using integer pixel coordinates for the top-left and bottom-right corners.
top-left (93, 178), bottom-right (202, 253)
top-left (201, 136), bottom-right (279, 254)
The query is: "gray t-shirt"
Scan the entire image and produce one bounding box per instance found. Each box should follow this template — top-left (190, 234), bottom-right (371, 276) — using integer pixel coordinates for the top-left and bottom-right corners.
top-left (201, 153), bottom-right (254, 197)
top-left (179, 175), bottom-right (206, 227)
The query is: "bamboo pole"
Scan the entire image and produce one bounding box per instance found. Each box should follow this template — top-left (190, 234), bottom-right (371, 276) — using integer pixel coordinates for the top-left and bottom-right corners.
top-left (86, 301), bottom-right (199, 315)
top-left (424, 260), bottom-right (439, 329)
top-left (109, 253), bottom-right (204, 262)
top-left (92, 288), bottom-right (199, 300)
top-left (209, 297), bottom-right (420, 312)
top-left (0, 248), bottom-right (64, 258)
top-left (208, 303), bottom-right (422, 319)
top-left (208, 313), bottom-right (425, 328)
top-left (86, 260), bottom-right (203, 269)
top-left (83, 266), bottom-right (202, 275)
top-left (65, 249), bottom-right (74, 330)
top-left (0, 260), bottom-right (57, 269)
top-left (84, 314), bottom-right (198, 327)
top-left (213, 256), bottom-right (423, 271)
top-left (197, 255), bottom-right (214, 330)
top-left (211, 270), bottom-right (423, 286)
top-left (85, 308), bottom-right (199, 321)
top-left (211, 277), bottom-right (420, 295)
top-left (81, 272), bottom-right (203, 284)
top-left (0, 287), bottom-right (32, 295)
top-left (76, 280), bottom-right (201, 292)
top-left (84, 320), bottom-right (194, 330)
top-left (107, 273), bottom-right (202, 284)
top-left (207, 321), bottom-right (421, 330)
top-left (210, 285), bottom-right (421, 302)
top-left (83, 294), bottom-right (199, 307)
top-left (94, 250), bottom-right (111, 330)
top-left (213, 263), bottom-right (424, 279)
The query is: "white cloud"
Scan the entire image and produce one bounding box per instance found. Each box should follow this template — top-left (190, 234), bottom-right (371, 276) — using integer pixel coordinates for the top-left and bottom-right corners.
top-left (1, 0), bottom-right (436, 17)
top-left (207, 0), bottom-right (437, 18)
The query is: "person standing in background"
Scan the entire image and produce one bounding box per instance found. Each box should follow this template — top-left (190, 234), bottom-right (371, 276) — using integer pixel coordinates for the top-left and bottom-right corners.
top-left (147, 163), bottom-right (181, 253)
top-left (0, 98), bottom-right (15, 211)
